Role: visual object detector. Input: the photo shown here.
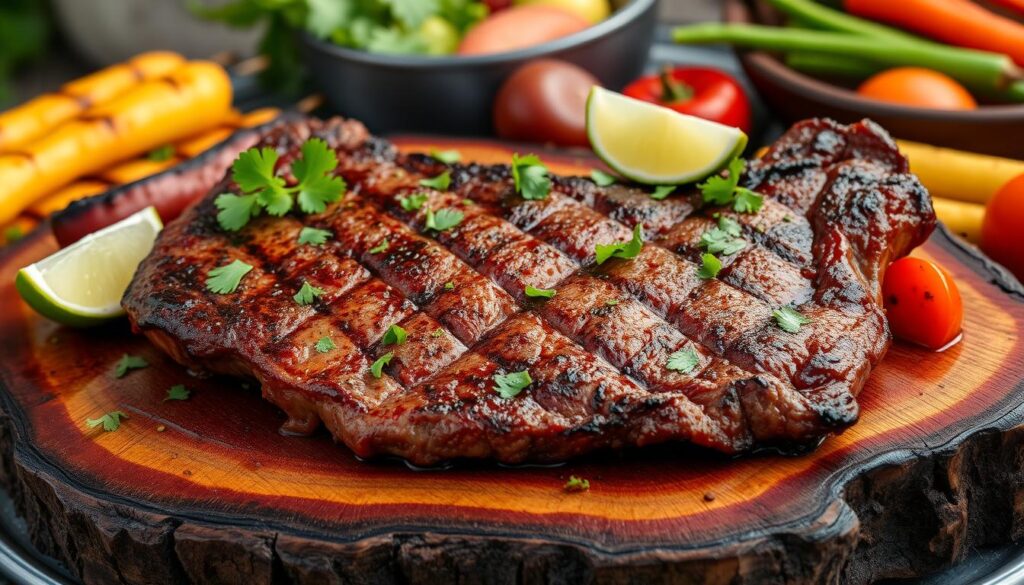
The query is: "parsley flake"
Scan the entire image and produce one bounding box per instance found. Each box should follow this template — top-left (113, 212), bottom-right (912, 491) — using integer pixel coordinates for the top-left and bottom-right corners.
top-left (165, 384), bottom-right (190, 401)
top-left (590, 169), bottom-right (617, 187)
top-left (512, 153), bottom-right (551, 201)
top-left (595, 224), bottom-right (644, 265)
top-left (698, 158), bottom-right (764, 214)
top-left (431, 149), bottom-right (461, 164)
top-left (148, 144), bottom-right (175, 162)
top-left (370, 238), bottom-right (389, 254)
top-left (650, 185), bottom-right (676, 201)
top-left (370, 352), bottom-right (393, 378)
top-left (444, 281), bottom-right (455, 291)
top-left (773, 306), bottom-right (812, 333)
top-left (431, 327), bottom-right (445, 338)
top-left (564, 475), bottom-right (590, 492)
top-left (298, 227), bottom-right (332, 246)
top-left (666, 347), bottom-right (700, 374)
top-left (206, 260), bottom-right (253, 294)
top-left (494, 370), bottom-right (532, 399)
top-left (697, 253), bottom-right (722, 279)
top-left (419, 170), bottom-right (451, 191)
top-left (399, 193), bottom-right (428, 211)
top-left (114, 354), bottom-right (149, 378)
top-left (525, 285), bottom-right (556, 299)
top-left (382, 324), bottom-right (407, 346)
top-left (87, 411), bottom-right (127, 432)
top-left (425, 208), bottom-right (464, 232)
top-left (315, 336), bottom-right (336, 353)
top-left (294, 281), bottom-right (325, 306)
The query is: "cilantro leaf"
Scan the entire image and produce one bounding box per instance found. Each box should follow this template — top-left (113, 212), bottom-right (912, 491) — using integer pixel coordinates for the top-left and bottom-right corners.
top-left (206, 260), bottom-right (253, 294)
top-left (733, 187), bottom-right (764, 214)
top-left (594, 224), bottom-right (644, 265)
top-left (431, 149), bottom-right (461, 164)
top-left (493, 370), bottom-right (532, 399)
top-left (698, 158), bottom-right (764, 214)
top-left (650, 185), bottom-right (676, 201)
top-left (431, 327), bottom-right (445, 338)
top-left (370, 238), bottom-right (389, 254)
top-left (294, 281), bottom-right (325, 306)
top-left (315, 336), bottom-right (336, 353)
top-left (425, 208), bottom-right (464, 232)
top-left (148, 144), bottom-right (175, 162)
top-left (232, 147), bottom-right (283, 194)
top-left (215, 194), bottom-right (261, 232)
top-left (666, 347), bottom-right (700, 374)
top-left (719, 215), bottom-right (742, 237)
top-left (525, 285), bottom-right (556, 299)
top-left (293, 139), bottom-right (345, 214)
top-left (564, 475), bottom-right (590, 492)
top-left (773, 306), bottom-right (812, 333)
top-left (381, 324), bottom-right (407, 346)
top-left (399, 193), bottom-right (429, 211)
top-left (296, 174), bottom-right (346, 214)
top-left (298, 227), bottom-right (332, 246)
top-left (256, 183), bottom-right (293, 216)
top-left (512, 153), bottom-right (551, 201)
top-left (590, 169), bottom-right (617, 187)
top-left (697, 253), bottom-right (722, 280)
top-left (419, 170), bottom-right (451, 191)
top-left (87, 411), bottom-right (127, 432)
top-left (165, 384), bottom-right (190, 401)
top-left (114, 354), bottom-right (148, 378)
top-left (605, 299), bottom-right (619, 306)
top-left (370, 351), bottom-right (394, 378)
top-left (444, 281), bottom-right (455, 291)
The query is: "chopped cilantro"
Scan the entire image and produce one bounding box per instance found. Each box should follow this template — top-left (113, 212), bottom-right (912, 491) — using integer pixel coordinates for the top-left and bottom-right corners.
top-left (594, 224), bottom-right (644, 265)
top-left (698, 157), bottom-right (763, 214)
top-left (699, 216), bottom-right (747, 256)
top-left (425, 208), bottom-right (464, 232)
top-left (147, 144), bottom-right (175, 162)
top-left (462, 198), bottom-right (474, 206)
top-left (444, 281), bottom-right (455, 291)
top-left (605, 299), bottom-right (619, 306)
top-left (512, 153), bottom-right (551, 201)
top-left (697, 253), bottom-right (722, 279)
top-left (431, 149), bottom-right (461, 164)
top-left (206, 259), bottom-right (253, 294)
top-left (294, 139), bottom-right (346, 213)
top-left (399, 193), bottom-right (428, 211)
top-left (666, 347), bottom-right (700, 374)
top-left (734, 189), bottom-right (764, 213)
top-left (165, 384), bottom-right (190, 401)
top-left (315, 336), bottom-right (336, 353)
top-left (525, 285), bottom-right (556, 299)
top-left (590, 169), bottom-right (617, 187)
top-left (370, 352), bottom-right (393, 378)
top-left (564, 475), bottom-right (590, 492)
top-left (650, 185), bottom-right (676, 201)
top-left (419, 170), bottom-right (451, 191)
top-left (493, 370), bottom-right (532, 399)
top-left (294, 281), bottom-right (325, 306)
top-left (773, 306), bottom-right (812, 333)
top-left (382, 324), bottom-right (407, 346)
top-left (431, 327), bottom-right (445, 338)
top-left (297, 227), bottom-right (332, 246)
top-left (114, 354), bottom-right (149, 378)
top-left (370, 238), bottom-right (389, 254)
top-left (87, 411), bottom-right (127, 432)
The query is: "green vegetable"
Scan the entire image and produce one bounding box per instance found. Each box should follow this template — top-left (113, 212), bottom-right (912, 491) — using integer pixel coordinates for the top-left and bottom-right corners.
top-left (315, 336), bottom-right (336, 353)
top-left (399, 193), bottom-right (429, 211)
top-left (294, 281), bottom-right (325, 306)
top-left (425, 208), bottom-right (464, 232)
top-left (431, 149), bottom-right (462, 164)
top-left (590, 169), bottom-right (617, 187)
top-left (666, 347), bottom-right (700, 374)
top-left (650, 186), bottom-right (676, 201)
top-left (512, 154), bottom-right (552, 201)
top-left (525, 285), bottom-right (556, 299)
top-left (767, 0), bottom-right (921, 43)
top-left (298, 227), bottom-right (332, 246)
top-left (419, 170), bottom-right (452, 191)
top-left (382, 324), bottom-right (407, 346)
top-left (444, 281), bottom-right (455, 291)
top-left (114, 355), bottom-right (149, 379)
top-left (370, 238), bottom-right (390, 254)
top-left (87, 411), bottom-right (127, 432)
top-left (206, 260), bottom-right (254, 294)
top-left (699, 158), bottom-right (763, 214)
top-left (431, 327), bottom-right (445, 338)
top-left (700, 216), bottom-right (747, 255)
top-left (370, 352), bottom-right (394, 378)
top-left (697, 253), bottom-right (722, 280)
top-left (773, 306), bottom-right (812, 333)
top-left (493, 370), bottom-right (532, 399)
top-left (595, 224), bottom-right (644, 265)
top-left (165, 385), bottom-right (191, 402)
top-left (564, 475), bottom-right (590, 492)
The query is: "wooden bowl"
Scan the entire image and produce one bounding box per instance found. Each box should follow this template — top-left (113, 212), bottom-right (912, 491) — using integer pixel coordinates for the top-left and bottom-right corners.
top-left (724, 0), bottom-right (1024, 158)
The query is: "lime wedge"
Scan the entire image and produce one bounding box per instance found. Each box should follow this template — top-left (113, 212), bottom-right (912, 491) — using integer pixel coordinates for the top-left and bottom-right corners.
top-left (16, 207), bottom-right (163, 327)
top-left (586, 86), bottom-right (748, 185)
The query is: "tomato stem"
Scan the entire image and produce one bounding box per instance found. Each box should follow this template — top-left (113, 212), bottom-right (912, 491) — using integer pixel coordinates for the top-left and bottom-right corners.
top-left (659, 68), bottom-right (694, 103)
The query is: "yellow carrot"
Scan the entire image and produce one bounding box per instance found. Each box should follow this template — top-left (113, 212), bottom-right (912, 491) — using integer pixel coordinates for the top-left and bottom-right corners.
top-left (897, 140), bottom-right (1024, 205)
top-left (932, 196), bottom-right (985, 243)
top-left (175, 126), bottom-right (234, 158)
top-left (27, 180), bottom-right (111, 219)
top-left (98, 156), bottom-right (181, 185)
top-left (238, 107), bottom-right (281, 128)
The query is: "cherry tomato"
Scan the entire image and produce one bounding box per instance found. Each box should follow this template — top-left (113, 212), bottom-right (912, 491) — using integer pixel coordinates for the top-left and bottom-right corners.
top-left (981, 173), bottom-right (1024, 283)
top-left (458, 5), bottom-right (589, 56)
top-left (494, 59), bottom-right (598, 146)
top-left (622, 67), bottom-right (751, 133)
top-left (882, 257), bottom-right (963, 350)
top-left (857, 68), bottom-right (977, 110)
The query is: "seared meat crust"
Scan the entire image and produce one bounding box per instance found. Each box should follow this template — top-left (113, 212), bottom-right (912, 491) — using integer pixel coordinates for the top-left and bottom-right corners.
top-left (123, 117), bottom-right (935, 465)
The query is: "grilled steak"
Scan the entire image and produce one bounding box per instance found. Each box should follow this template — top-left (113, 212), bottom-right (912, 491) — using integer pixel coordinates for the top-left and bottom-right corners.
top-left (123, 116), bottom-right (935, 466)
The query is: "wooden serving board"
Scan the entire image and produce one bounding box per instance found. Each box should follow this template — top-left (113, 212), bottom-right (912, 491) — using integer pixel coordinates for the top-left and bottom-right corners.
top-left (1, 139), bottom-right (1023, 585)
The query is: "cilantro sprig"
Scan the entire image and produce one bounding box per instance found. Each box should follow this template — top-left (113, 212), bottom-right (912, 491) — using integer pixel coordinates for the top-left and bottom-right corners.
top-left (399, 193), bottom-right (428, 211)
top-left (431, 149), bottom-right (461, 164)
top-left (700, 216), bottom-right (747, 256)
top-left (165, 384), bottom-right (190, 402)
top-left (87, 411), bottom-right (127, 432)
top-left (382, 324), bottom-right (407, 346)
top-left (698, 158), bottom-right (763, 214)
top-left (425, 208), bottom-right (464, 232)
top-left (650, 185), bottom-right (676, 201)
top-left (298, 227), bottom-right (332, 246)
top-left (697, 253), bottom-right (722, 280)
top-left (215, 139), bottom-right (346, 232)
top-left (370, 352), bottom-right (394, 378)
top-left (294, 281), bottom-right (325, 306)
top-left (595, 224), bottom-right (644, 265)
top-left (525, 285), bottom-right (556, 299)
top-left (419, 170), bottom-right (451, 191)
top-left (666, 347), bottom-right (700, 374)
top-left (773, 306), bottom-right (812, 333)
top-left (564, 475), bottom-right (590, 492)
top-left (494, 370), bottom-right (532, 399)
top-left (590, 169), bottom-right (617, 187)
top-left (512, 154), bottom-right (551, 201)
top-left (206, 260), bottom-right (253, 294)
top-left (114, 354), bottom-right (148, 378)
top-left (315, 336), bottom-right (336, 353)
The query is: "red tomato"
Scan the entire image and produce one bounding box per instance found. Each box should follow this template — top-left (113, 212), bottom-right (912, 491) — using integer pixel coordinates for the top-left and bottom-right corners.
top-left (882, 257), bottom-right (963, 350)
top-left (857, 68), bottom-right (977, 110)
top-left (458, 5), bottom-right (589, 56)
top-left (981, 173), bottom-right (1024, 282)
top-left (622, 67), bottom-right (751, 133)
top-left (493, 59), bottom-right (598, 146)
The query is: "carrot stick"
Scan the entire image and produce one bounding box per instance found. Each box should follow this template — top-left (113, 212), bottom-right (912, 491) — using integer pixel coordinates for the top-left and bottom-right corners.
top-left (844, 0), bottom-right (1024, 66)
top-left (97, 157), bottom-right (181, 185)
top-left (0, 52), bottom-right (185, 154)
top-left (27, 181), bottom-right (111, 219)
top-left (0, 61), bottom-right (232, 225)
top-left (175, 127), bottom-right (235, 158)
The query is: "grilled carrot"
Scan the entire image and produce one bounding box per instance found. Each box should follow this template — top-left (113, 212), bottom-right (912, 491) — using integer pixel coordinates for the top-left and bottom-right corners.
top-left (176, 126), bottom-right (235, 158)
top-left (238, 107), bottom-right (281, 128)
top-left (27, 181), bottom-right (111, 219)
top-left (0, 51), bottom-right (185, 154)
top-left (0, 60), bottom-right (231, 225)
top-left (98, 157), bottom-right (181, 185)
top-left (844, 0), bottom-right (1024, 66)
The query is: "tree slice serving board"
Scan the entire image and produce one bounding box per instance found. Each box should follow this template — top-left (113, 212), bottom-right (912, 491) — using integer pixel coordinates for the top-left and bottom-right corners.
top-left (0, 139), bottom-right (1023, 585)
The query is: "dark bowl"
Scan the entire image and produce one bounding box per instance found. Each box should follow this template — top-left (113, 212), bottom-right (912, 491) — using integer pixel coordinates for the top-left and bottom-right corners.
top-left (724, 0), bottom-right (1024, 158)
top-left (303, 0), bottom-right (659, 135)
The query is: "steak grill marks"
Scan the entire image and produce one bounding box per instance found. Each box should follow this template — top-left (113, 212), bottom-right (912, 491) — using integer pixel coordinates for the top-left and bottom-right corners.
top-left (124, 117), bottom-right (935, 465)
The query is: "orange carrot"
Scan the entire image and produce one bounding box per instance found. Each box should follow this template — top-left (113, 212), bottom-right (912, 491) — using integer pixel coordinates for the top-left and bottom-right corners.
top-left (844, 0), bottom-right (1024, 66)
top-left (27, 181), bottom-right (111, 219)
top-left (98, 157), bottom-right (181, 185)
top-left (175, 126), bottom-right (234, 158)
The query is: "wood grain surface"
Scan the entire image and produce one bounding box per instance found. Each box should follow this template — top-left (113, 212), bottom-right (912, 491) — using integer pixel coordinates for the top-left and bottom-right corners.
top-left (0, 140), bottom-right (1022, 584)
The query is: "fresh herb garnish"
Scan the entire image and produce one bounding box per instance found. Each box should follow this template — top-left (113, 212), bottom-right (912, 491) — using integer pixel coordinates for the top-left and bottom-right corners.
top-left (370, 352), bottom-right (393, 378)
top-left (512, 153), bottom-right (551, 201)
top-left (293, 281), bottom-right (325, 306)
top-left (590, 169), bottom-right (617, 187)
top-left (147, 144), bottom-right (175, 162)
top-left (431, 149), bottom-right (462, 164)
top-left (3, 225), bottom-right (24, 243)
top-left (315, 336), bottom-right (336, 353)
top-left (773, 306), bottom-right (811, 333)
top-left (650, 185), bottom-right (676, 201)
top-left (425, 208), bottom-right (464, 232)
top-left (419, 170), bottom-right (451, 191)
top-left (666, 347), bottom-right (700, 374)
top-left (87, 411), bottom-right (127, 432)
top-left (697, 253), bottom-right (722, 279)
top-left (114, 354), bottom-right (149, 378)
top-left (698, 158), bottom-right (763, 214)
top-left (525, 285), bottom-right (556, 299)
top-left (382, 324), bottom-right (407, 346)
top-left (564, 475), bottom-right (590, 492)
top-left (298, 227), bottom-right (332, 246)
top-left (431, 327), bottom-right (445, 338)
top-left (165, 384), bottom-right (190, 401)
top-left (399, 193), bottom-right (428, 211)
top-left (206, 260), bottom-right (253, 294)
top-left (605, 299), bottom-right (619, 306)
top-left (370, 238), bottom-right (389, 254)
top-left (699, 216), bottom-right (747, 256)
top-left (214, 139), bottom-right (346, 231)
top-left (493, 370), bottom-right (532, 399)
top-left (595, 224), bottom-right (644, 265)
